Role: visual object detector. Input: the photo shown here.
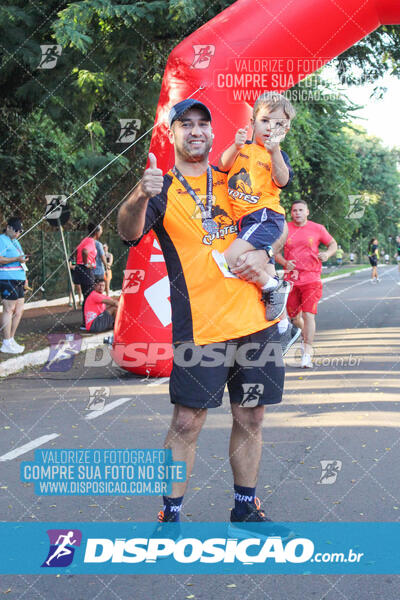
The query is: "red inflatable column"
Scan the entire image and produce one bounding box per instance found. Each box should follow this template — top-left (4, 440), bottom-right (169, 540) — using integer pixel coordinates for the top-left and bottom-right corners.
top-left (113, 0), bottom-right (400, 377)
top-left (111, 233), bottom-right (173, 376)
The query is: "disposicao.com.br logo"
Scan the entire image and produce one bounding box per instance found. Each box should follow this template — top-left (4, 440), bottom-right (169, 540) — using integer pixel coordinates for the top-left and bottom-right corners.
top-left (39, 524), bottom-right (367, 574)
top-left (0, 522), bottom-right (387, 574)
top-left (84, 535), bottom-right (321, 565)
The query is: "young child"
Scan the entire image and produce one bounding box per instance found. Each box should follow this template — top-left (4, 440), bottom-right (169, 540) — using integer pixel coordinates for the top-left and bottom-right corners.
top-left (213, 92), bottom-right (295, 320)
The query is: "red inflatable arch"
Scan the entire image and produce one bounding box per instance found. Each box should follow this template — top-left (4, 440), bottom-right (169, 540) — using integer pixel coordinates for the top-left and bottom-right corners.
top-left (112, 0), bottom-right (400, 376)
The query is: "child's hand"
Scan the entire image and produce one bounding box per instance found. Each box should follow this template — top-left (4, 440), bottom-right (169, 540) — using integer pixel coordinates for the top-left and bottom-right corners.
top-left (234, 127), bottom-right (248, 149)
top-left (264, 123), bottom-right (287, 153)
top-left (264, 139), bottom-right (281, 154)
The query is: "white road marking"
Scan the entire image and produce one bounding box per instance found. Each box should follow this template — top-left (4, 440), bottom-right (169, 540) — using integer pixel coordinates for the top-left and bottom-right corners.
top-left (320, 268), bottom-right (395, 303)
top-left (85, 396), bottom-right (132, 420)
top-left (148, 377), bottom-right (170, 386)
top-left (0, 433), bottom-right (60, 462)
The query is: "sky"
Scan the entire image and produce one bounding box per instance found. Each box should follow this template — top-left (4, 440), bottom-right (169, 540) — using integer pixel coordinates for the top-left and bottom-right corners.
top-left (324, 68), bottom-right (400, 150)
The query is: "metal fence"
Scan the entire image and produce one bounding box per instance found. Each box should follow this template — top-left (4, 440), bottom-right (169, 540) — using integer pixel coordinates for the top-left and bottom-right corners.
top-left (20, 229), bottom-right (130, 301)
top-left (18, 229), bottom-right (389, 303)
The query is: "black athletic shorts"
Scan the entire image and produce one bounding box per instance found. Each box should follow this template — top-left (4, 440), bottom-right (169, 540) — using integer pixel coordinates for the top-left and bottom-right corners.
top-left (0, 280), bottom-right (25, 301)
top-left (169, 324), bottom-right (284, 409)
top-left (369, 255), bottom-right (378, 267)
top-left (89, 310), bottom-right (115, 333)
top-left (71, 268), bottom-right (80, 285)
top-left (237, 208), bottom-right (285, 252)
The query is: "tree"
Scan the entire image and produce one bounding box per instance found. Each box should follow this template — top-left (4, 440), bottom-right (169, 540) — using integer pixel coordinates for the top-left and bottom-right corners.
top-left (0, 0), bottom-right (233, 227)
top-left (280, 76), bottom-right (361, 247)
top-left (1, 0), bottom-right (398, 231)
top-left (347, 128), bottom-right (400, 255)
top-left (335, 26), bottom-right (400, 93)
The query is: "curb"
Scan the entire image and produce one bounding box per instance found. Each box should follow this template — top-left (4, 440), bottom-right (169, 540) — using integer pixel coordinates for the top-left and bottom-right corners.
top-left (0, 266), bottom-right (390, 378)
top-left (0, 290), bottom-right (121, 313)
top-left (0, 331), bottom-right (113, 378)
top-left (321, 265), bottom-right (371, 283)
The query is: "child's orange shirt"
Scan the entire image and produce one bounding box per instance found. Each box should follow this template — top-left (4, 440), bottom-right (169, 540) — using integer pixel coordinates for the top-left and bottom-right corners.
top-left (227, 141), bottom-right (292, 221)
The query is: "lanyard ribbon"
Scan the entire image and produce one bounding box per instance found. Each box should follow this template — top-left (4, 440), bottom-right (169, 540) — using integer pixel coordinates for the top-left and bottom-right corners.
top-left (172, 166), bottom-right (218, 233)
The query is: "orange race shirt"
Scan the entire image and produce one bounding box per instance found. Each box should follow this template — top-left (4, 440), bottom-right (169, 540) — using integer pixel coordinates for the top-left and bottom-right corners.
top-left (227, 142), bottom-right (292, 221)
top-left (130, 166), bottom-right (275, 346)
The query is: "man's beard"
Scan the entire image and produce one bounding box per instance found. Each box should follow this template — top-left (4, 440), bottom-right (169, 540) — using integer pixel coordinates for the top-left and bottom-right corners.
top-left (177, 138), bottom-right (212, 163)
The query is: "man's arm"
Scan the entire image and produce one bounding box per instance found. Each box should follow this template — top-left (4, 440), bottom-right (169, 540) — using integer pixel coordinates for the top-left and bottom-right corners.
top-left (102, 296), bottom-right (119, 308)
top-left (275, 251), bottom-right (297, 273)
top-left (230, 250), bottom-right (269, 283)
top-left (318, 239), bottom-right (337, 263)
top-left (0, 254), bottom-right (27, 264)
top-left (81, 248), bottom-right (91, 267)
top-left (118, 153), bottom-right (163, 241)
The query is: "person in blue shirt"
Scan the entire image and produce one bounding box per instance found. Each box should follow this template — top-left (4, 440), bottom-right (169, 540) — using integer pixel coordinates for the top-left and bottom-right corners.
top-left (0, 217), bottom-right (28, 354)
top-left (93, 227), bottom-right (108, 280)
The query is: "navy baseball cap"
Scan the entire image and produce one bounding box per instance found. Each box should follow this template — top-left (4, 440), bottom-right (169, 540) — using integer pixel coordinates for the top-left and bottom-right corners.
top-left (168, 99), bottom-right (212, 127)
top-left (7, 217), bottom-right (23, 232)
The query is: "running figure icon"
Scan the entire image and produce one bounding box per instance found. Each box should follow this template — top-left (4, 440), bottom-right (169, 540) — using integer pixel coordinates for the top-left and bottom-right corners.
top-left (42, 529), bottom-right (82, 568)
top-left (45, 531), bottom-right (77, 566)
top-left (317, 460), bottom-right (342, 484)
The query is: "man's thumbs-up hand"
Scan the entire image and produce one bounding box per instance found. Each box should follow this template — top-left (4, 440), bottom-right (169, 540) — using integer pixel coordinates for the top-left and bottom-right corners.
top-left (141, 152), bottom-right (164, 198)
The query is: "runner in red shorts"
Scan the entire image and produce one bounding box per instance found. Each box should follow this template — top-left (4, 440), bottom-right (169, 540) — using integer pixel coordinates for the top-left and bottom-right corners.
top-left (275, 200), bottom-right (337, 368)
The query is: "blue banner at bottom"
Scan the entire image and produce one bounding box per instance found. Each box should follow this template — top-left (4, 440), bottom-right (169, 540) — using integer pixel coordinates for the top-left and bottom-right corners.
top-left (0, 522), bottom-right (398, 574)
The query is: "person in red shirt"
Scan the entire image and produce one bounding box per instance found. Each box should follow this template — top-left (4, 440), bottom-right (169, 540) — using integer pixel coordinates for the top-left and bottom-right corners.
top-left (84, 278), bottom-right (119, 333)
top-left (276, 200), bottom-right (337, 368)
top-left (75, 224), bottom-right (106, 327)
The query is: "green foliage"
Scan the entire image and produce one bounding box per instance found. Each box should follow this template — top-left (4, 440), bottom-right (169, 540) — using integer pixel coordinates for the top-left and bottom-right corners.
top-left (347, 129), bottom-right (400, 253)
top-left (0, 0), bottom-right (234, 232)
top-left (335, 26), bottom-right (400, 92)
top-left (281, 76), bottom-right (361, 246)
top-left (0, 0), bottom-right (399, 264)
top-left (280, 76), bottom-right (400, 255)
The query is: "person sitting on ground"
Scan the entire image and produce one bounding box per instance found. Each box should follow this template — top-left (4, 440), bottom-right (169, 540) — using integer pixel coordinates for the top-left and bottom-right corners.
top-left (84, 277), bottom-right (119, 333)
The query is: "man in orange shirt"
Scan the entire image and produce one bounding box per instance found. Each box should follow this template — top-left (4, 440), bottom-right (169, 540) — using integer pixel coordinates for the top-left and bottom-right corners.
top-left (118, 99), bottom-right (290, 537)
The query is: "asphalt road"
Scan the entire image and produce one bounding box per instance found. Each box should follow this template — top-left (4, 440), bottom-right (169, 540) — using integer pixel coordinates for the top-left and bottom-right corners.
top-left (1, 265), bottom-right (400, 599)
